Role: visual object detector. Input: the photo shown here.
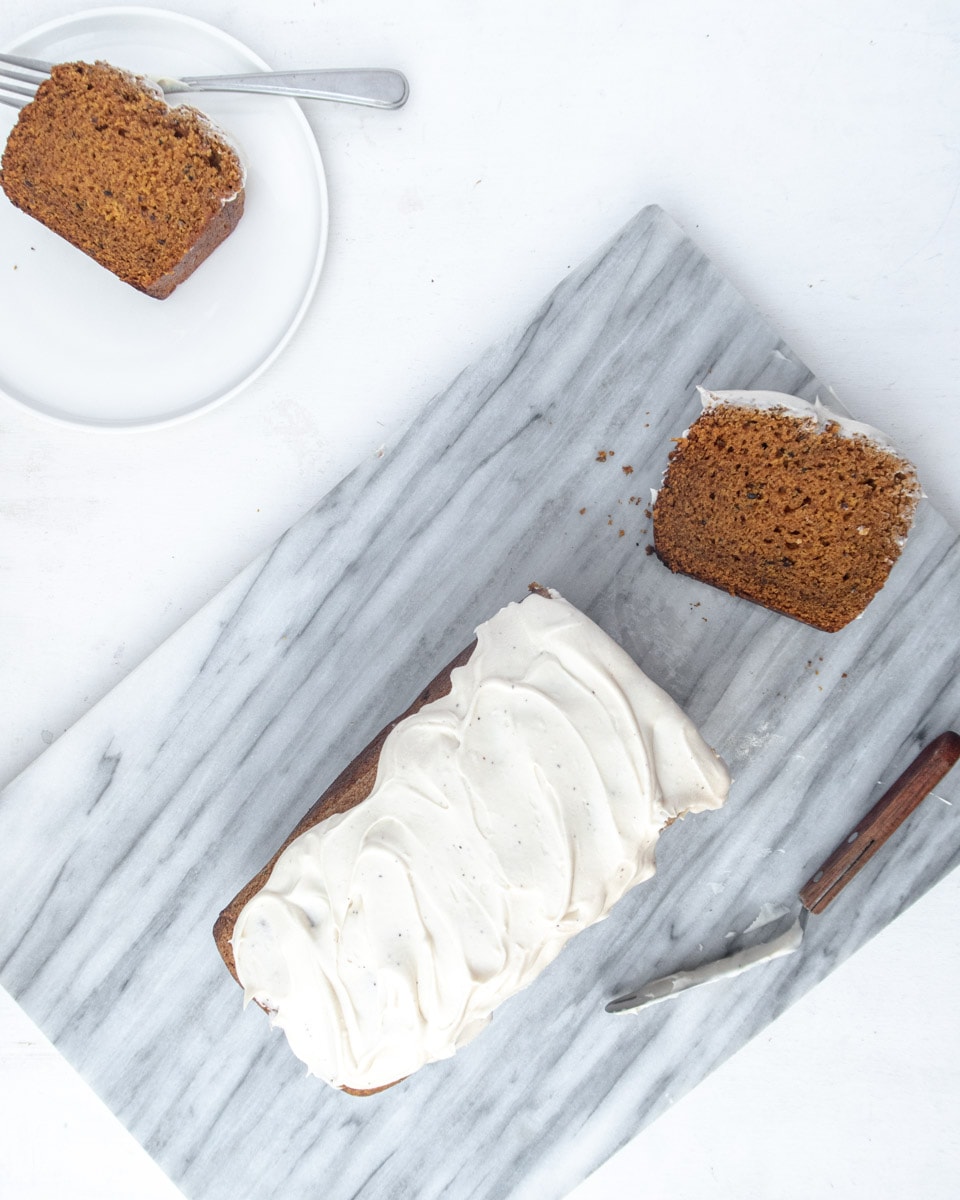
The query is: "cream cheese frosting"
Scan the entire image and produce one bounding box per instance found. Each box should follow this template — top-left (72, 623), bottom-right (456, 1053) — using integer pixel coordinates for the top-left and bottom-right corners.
top-left (231, 590), bottom-right (730, 1091)
top-left (649, 387), bottom-right (896, 506)
top-left (697, 387), bottom-right (901, 451)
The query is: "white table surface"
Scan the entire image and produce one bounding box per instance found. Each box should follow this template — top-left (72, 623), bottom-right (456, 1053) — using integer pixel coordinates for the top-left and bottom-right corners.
top-left (1, 1), bottom-right (957, 1196)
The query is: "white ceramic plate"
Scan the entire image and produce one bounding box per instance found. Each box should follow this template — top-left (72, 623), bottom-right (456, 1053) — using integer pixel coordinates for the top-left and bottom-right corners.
top-left (0, 6), bottom-right (328, 429)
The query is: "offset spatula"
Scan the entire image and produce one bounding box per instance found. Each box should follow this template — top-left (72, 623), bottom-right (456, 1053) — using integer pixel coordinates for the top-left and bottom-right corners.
top-left (606, 730), bottom-right (960, 1014)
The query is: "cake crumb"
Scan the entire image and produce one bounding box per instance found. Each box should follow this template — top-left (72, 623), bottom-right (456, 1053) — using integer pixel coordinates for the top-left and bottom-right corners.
top-left (622, 465), bottom-right (634, 476)
top-left (645, 544), bottom-right (655, 556)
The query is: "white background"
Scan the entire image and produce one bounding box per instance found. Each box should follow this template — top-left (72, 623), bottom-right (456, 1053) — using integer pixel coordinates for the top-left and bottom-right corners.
top-left (1, 1), bottom-right (958, 1196)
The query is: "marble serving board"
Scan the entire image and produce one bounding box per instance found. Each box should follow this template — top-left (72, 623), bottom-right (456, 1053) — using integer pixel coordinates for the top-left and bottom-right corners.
top-left (1, 205), bottom-right (959, 1200)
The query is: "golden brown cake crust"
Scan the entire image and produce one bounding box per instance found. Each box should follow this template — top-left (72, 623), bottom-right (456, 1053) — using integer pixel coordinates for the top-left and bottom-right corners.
top-left (0, 60), bottom-right (244, 298)
top-left (652, 404), bottom-right (919, 632)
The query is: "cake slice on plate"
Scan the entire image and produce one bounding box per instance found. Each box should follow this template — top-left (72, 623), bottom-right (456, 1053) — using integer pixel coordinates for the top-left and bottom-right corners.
top-left (1, 60), bottom-right (245, 298)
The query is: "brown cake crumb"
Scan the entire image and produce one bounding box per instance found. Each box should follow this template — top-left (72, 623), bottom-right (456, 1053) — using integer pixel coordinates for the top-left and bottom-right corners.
top-left (652, 400), bottom-right (919, 632)
top-left (0, 61), bottom-right (245, 298)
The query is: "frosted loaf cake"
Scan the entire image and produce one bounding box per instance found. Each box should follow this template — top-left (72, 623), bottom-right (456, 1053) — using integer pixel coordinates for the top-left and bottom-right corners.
top-left (652, 389), bottom-right (921, 632)
top-left (215, 589), bottom-right (730, 1093)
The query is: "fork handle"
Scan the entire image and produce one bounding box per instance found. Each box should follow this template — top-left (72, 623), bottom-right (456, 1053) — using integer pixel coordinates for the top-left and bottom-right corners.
top-left (799, 731), bottom-right (960, 914)
top-left (166, 68), bottom-right (409, 109)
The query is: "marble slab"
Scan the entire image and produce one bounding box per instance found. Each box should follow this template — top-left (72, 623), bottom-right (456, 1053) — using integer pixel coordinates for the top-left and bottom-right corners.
top-left (1, 205), bottom-right (958, 1200)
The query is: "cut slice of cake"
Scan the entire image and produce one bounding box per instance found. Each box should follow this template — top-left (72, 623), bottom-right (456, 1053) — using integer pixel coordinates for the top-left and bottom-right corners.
top-left (1, 60), bottom-right (245, 298)
top-left (652, 389), bottom-right (921, 632)
top-left (214, 588), bottom-right (730, 1094)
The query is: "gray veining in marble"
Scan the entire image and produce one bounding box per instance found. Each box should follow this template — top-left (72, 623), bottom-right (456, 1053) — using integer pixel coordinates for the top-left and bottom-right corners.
top-left (1, 205), bottom-right (958, 1200)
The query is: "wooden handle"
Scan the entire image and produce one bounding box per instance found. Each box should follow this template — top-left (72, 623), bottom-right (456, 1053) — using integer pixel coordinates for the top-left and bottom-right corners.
top-left (799, 731), bottom-right (960, 915)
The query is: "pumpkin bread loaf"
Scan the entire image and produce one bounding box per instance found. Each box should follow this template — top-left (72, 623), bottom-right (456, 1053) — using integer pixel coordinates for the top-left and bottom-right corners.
top-left (214, 589), bottom-right (730, 1094)
top-left (1, 60), bottom-right (245, 298)
top-left (653, 390), bottom-right (920, 632)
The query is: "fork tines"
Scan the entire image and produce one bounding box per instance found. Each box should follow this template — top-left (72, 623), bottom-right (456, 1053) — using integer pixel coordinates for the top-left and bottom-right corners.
top-left (0, 52), bottom-right (52, 110)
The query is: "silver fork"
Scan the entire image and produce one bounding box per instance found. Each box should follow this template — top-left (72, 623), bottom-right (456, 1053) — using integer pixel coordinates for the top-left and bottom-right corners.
top-left (0, 52), bottom-right (408, 109)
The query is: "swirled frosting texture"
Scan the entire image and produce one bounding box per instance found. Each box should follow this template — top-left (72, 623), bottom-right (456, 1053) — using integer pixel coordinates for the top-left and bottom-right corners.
top-left (232, 592), bottom-right (729, 1090)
